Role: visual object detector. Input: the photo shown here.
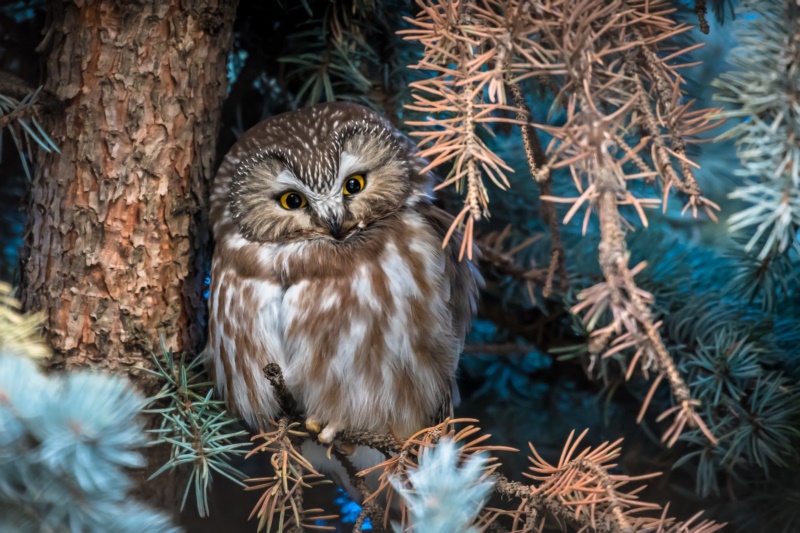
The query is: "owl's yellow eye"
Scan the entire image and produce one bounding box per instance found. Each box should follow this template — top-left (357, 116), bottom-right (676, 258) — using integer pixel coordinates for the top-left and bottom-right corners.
top-left (343, 174), bottom-right (365, 195)
top-left (279, 191), bottom-right (307, 210)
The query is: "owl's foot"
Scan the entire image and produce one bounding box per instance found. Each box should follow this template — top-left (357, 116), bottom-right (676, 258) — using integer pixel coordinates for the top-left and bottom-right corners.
top-left (319, 423), bottom-right (342, 444)
top-left (305, 417), bottom-right (322, 434)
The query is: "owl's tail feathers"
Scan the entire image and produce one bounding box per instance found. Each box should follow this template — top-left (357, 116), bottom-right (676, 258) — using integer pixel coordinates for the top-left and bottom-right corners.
top-left (299, 440), bottom-right (393, 510)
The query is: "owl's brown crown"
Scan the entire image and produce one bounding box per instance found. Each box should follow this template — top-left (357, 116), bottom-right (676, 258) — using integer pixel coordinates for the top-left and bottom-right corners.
top-left (215, 102), bottom-right (437, 245)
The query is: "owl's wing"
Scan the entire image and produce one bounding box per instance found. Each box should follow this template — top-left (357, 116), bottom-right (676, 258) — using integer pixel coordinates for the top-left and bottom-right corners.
top-left (204, 251), bottom-right (287, 430)
top-left (417, 202), bottom-right (483, 422)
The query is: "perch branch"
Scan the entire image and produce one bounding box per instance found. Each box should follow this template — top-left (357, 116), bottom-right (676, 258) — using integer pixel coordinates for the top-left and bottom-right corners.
top-left (254, 346), bottom-right (721, 533)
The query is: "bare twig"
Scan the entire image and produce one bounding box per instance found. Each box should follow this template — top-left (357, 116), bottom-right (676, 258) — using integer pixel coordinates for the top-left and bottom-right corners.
top-left (462, 343), bottom-right (539, 355)
top-left (0, 103), bottom-right (37, 130)
top-left (263, 363), bottom-right (300, 417)
top-left (0, 72), bottom-right (35, 101)
top-left (476, 236), bottom-right (549, 286)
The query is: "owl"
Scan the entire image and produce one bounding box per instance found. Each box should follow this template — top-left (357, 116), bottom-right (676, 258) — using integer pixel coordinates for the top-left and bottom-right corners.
top-left (206, 102), bottom-right (479, 443)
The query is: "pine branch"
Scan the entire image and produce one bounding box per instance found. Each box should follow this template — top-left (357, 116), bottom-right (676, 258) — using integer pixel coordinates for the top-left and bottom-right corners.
top-left (279, 4), bottom-right (381, 108)
top-left (242, 365), bottom-right (722, 533)
top-left (629, 32), bottom-right (722, 219)
top-left (402, 0), bottom-right (524, 259)
top-left (245, 418), bottom-right (337, 532)
top-left (593, 157), bottom-right (715, 446)
top-left (0, 303), bottom-right (177, 532)
top-left (476, 227), bottom-right (549, 290)
top-left (492, 430), bottom-right (724, 533)
top-left (145, 347), bottom-right (251, 517)
top-left (505, 0), bottom-right (721, 446)
top-left (714, 0), bottom-right (800, 261)
top-left (0, 282), bottom-right (48, 360)
top-left (329, 446), bottom-right (386, 533)
top-left (0, 71), bottom-right (36, 101)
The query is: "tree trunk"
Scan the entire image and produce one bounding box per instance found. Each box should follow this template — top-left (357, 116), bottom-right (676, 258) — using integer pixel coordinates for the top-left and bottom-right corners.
top-left (22, 0), bottom-right (238, 511)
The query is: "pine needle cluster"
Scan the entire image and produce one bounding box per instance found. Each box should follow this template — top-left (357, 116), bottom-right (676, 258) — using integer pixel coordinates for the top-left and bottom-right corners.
top-left (244, 419), bottom-right (337, 532)
top-left (713, 0), bottom-right (800, 261)
top-left (146, 344), bottom-right (251, 517)
top-left (0, 79), bottom-right (58, 180)
top-left (0, 356), bottom-right (177, 533)
top-left (0, 282), bottom-right (48, 359)
top-left (390, 438), bottom-right (494, 533)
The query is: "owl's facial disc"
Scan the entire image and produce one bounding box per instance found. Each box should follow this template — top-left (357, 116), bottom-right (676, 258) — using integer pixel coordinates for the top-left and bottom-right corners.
top-left (230, 120), bottom-right (418, 245)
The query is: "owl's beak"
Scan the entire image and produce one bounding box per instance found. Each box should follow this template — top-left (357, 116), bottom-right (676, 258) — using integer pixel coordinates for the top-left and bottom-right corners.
top-left (324, 219), bottom-right (343, 240)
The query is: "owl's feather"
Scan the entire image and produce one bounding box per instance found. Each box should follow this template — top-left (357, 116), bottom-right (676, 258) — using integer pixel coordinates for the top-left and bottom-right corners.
top-left (417, 201), bottom-right (482, 419)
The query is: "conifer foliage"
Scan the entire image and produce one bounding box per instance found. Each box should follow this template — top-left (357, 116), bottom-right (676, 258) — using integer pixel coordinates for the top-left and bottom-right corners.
top-left (715, 0), bottom-right (800, 261)
top-left (402, 0), bottom-right (725, 448)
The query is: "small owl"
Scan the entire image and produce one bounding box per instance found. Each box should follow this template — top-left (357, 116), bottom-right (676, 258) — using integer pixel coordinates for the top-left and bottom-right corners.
top-left (207, 102), bottom-right (479, 442)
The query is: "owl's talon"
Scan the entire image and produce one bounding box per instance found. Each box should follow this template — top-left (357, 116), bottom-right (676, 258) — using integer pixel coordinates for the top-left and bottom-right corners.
top-left (305, 418), bottom-right (321, 434)
top-left (319, 425), bottom-right (340, 443)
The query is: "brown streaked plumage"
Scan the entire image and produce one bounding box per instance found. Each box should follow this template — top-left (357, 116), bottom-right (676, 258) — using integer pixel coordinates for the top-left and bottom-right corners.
top-left (206, 102), bottom-right (480, 442)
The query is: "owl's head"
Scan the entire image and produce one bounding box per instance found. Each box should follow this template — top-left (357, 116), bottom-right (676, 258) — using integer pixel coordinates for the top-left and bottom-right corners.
top-left (228, 102), bottom-right (433, 244)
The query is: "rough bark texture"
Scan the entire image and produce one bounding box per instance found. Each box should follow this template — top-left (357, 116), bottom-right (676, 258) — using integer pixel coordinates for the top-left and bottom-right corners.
top-left (21, 0), bottom-right (238, 514)
top-left (23, 0), bottom-right (236, 379)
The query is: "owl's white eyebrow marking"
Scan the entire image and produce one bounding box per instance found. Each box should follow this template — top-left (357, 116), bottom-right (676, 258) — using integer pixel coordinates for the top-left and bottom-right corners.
top-left (275, 168), bottom-right (307, 191)
top-left (338, 152), bottom-right (365, 183)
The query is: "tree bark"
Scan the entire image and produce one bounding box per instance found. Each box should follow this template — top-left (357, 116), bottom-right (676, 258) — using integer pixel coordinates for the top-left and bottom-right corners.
top-left (22, 0), bottom-right (238, 511)
top-left (23, 0), bottom-right (236, 377)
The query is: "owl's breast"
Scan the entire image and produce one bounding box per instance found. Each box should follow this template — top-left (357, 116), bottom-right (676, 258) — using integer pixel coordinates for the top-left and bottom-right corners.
top-left (278, 212), bottom-right (458, 436)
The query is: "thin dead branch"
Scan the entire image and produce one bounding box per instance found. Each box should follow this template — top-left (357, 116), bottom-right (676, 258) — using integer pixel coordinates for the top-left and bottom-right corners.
top-left (329, 446), bottom-right (386, 533)
top-left (510, 81), bottom-right (568, 297)
top-left (477, 228), bottom-right (549, 296)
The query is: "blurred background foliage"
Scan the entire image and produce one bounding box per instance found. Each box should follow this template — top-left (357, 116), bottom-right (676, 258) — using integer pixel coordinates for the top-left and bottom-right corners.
top-left (1, 0), bottom-right (799, 531)
top-left (0, 284), bottom-right (177, 533)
